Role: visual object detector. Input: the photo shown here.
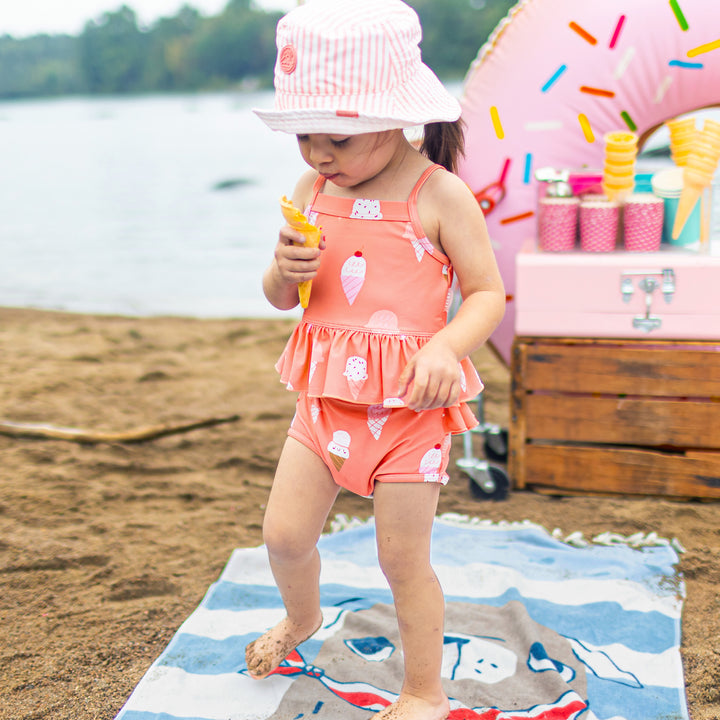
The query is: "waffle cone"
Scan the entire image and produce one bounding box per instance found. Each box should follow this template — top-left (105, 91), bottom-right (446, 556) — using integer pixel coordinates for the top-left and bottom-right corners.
top-left (297, 280), bottom-right (313, 308)
top-left (280, 196), bottom-right (322, 308)
top-left (329, 452), bottom-right (346, 471)
top-left (672, 182), bottom-right (703, 240)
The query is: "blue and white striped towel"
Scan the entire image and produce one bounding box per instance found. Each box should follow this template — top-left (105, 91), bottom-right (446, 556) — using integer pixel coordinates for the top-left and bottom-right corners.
top-left (116, 515), bottom-right (687, 720)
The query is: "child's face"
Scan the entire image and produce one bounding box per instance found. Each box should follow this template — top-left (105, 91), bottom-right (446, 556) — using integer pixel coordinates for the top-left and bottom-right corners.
top-left (296, 131), bottom-right (401, 189)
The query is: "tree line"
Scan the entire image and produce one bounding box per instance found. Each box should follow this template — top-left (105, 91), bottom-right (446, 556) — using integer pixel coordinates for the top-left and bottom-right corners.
top-left (0, 0), bottom-right (514, 99)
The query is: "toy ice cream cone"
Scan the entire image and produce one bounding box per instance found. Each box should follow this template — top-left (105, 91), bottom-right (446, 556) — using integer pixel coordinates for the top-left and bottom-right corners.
top-left (671, 181), bottom-right (704, 240)
top-left (280, 196), bottom-right (322, 308)
top-left (671, 134), bottom-right (720, 240)
top-left (702, 118), bottom-right (720, 144)
top-left (666, 117), bottom-right (697, 167)
top-left (327, 430), bottom-right (351, 471)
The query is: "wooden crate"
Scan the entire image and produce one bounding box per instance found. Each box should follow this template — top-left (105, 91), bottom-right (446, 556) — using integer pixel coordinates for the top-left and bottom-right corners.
top-left (509, 337), bottom-right (720, 498)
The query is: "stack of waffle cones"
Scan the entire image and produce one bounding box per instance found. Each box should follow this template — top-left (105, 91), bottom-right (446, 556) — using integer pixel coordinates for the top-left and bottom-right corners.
top-left (601, 131), bottom-right (638, 201)
top-left (666, 117), bottom-right (697, 167)
top-left (280, 196), bottom-right (323, 308)
top-left (671, 119), bottom-right (720, 241)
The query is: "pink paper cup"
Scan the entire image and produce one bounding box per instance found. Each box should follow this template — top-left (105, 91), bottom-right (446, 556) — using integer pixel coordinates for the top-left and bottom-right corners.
top-left (624, 193), bottom-right (664, 252)
top-left (538, 197), bottom-right (579, 251)
top-left (580, 198), bottom-right (619, 252)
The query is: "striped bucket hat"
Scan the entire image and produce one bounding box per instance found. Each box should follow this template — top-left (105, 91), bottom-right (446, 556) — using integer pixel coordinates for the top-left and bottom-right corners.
top-left (254, 0), bottom-right (461, 134)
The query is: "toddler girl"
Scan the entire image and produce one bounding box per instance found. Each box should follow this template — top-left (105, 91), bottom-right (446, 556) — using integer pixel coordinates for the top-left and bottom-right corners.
top-left (247, 1), bottom-right (505, 718)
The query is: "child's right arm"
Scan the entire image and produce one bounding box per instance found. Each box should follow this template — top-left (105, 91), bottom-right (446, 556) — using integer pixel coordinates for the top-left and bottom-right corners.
top-left (263, 171), bottom-right (324, 310)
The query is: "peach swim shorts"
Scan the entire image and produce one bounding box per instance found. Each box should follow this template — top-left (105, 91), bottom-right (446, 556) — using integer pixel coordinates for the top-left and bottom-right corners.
top-left (289, 393), bottom-right (452, 497)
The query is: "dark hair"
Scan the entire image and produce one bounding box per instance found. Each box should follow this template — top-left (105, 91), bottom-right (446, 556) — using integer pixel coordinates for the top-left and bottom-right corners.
top-left (420, 119), bottom-right (466, 173)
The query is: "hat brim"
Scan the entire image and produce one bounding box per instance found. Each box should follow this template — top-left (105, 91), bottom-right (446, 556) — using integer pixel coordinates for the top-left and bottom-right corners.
top-left (254, 63), bottom-right (461, 135)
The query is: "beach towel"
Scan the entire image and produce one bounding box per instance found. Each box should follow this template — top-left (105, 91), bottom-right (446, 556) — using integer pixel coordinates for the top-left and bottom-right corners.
top-left (115, 515), bottom-right (688, 720)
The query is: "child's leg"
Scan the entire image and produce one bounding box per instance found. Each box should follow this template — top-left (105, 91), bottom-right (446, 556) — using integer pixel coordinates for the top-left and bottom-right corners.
top-left (372, 481), bottom-right (449, 720)
top-left (245, 437), bottom-right (339, 679)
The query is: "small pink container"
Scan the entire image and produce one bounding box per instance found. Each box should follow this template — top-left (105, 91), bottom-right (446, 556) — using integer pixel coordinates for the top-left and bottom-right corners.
top-left (623, 193), bottom-right (664, 252)
top-left (580, 197), bottom-right (619, 252)
top-left (538, 197), bottom-right (579, 251)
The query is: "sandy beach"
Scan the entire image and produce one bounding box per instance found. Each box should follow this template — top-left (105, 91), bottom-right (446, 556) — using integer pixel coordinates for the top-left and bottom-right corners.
top-left (0, 308), bottom-right (718, 719)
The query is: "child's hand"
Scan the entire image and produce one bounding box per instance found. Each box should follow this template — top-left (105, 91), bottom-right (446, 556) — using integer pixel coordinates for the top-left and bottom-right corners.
top-left (273, 225), bottom-right (324, 289)
top-left (396, 340), bottom-right (462, 411)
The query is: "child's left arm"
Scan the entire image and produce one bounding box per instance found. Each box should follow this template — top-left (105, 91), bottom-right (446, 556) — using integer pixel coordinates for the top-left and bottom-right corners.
top-left (397, 171), bottom-right (506, 411)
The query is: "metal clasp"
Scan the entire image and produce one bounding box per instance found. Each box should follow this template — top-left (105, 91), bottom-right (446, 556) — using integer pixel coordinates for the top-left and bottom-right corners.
top-left (620, 269), bottom-right (675, 333)
top-left (633, 279), bottom-right (662, 332)
top-left (620, 277), bottom-right (634, 303)
top-left (662, 268), bottom-right (676, 303)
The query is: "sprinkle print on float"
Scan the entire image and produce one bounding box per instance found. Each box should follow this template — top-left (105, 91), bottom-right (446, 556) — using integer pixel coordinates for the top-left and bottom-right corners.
top-left (327, 430), bottom-right (351, 471)
top-left (343, 356), bottom-right (369, 399)
top-left (419, 443), bottom-right (443, 482)
top-left (350, 199), bottom-right (383, 220)
top-left (340, 251), bottom-right (367, 305)
top-left (403, 222), bottom-right (434, 262)
top-left (367, 404), bottom-right (392, 440)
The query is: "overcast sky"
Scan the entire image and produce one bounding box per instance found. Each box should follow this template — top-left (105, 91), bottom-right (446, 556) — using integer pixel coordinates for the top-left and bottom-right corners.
top-left (1, 0), bottom-right (296, 38)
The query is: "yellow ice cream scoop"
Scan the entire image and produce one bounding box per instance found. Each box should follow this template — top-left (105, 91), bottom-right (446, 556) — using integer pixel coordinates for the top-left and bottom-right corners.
top-left (280, 196), bottom-right (322, 308)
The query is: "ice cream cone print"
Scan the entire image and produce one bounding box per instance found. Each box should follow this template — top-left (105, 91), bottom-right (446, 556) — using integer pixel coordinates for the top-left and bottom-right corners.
top-left (309, 342), bottom-right (326, 382)
top-left (350, 198), bottom-right (382, 219)
top-left (343, 356), bottom-right (369, 400)
top-left (383, 397), bottom-right (406, 408)
top-left (419, 443), bottom-right (443, 481)
top-left (404, 221), bottom-right (434, 261)
top-left (310, 399), bottom-right (321, 424)
top-left (441, 433), bottom-right (452, 455)
top-left (366, 310), bottom-right (399, 332)
top-left (367, 404), bottom-right (391, 440)
top-left (327, 430), bottom-right (351, 471)
top-left (411, 236), bottom-right (435, 262)
top-left (341, 251), bottom-right (366, 305)
top-left (280, 196), bottom-right (322, 308)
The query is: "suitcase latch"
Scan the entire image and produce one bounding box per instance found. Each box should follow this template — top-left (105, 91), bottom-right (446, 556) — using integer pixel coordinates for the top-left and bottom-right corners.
top-left (620, 269), bottom-right (675, 333)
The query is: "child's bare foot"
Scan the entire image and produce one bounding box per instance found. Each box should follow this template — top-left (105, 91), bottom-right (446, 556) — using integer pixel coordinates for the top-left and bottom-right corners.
top-left (244, 614), bottom-right (322, 679)
top-left (375, 693), bottom-right (450, 720)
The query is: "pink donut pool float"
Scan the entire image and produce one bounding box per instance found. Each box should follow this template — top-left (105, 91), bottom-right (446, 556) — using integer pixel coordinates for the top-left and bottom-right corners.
top-left (458, 0), bottom-right (720, 363)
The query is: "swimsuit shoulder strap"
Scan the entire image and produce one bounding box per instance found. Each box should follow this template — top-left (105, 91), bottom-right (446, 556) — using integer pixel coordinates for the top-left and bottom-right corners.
top-left (307, 173), bottom-right (326, 211)
top-left (407, 164), bottom-right (444, 240)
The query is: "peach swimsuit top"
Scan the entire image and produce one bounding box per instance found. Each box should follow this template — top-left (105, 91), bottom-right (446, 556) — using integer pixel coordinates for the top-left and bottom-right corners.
top-left (276, 164), bottom-right (483, 411)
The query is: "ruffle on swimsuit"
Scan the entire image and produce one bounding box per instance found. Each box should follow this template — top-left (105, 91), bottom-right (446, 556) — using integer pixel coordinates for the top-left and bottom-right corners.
top-left (277, 321), bottom-right (482, 432)
top-left (275, 165), bottom-right (483, 435)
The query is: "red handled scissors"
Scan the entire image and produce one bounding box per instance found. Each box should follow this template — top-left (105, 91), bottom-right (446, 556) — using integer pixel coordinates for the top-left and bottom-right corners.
top-left (473, 158), bottom-right (510, 215)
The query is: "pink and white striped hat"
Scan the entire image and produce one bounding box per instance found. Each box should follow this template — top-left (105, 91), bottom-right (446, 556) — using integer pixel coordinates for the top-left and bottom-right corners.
top-left (253, 0), bottom-right (461, 134)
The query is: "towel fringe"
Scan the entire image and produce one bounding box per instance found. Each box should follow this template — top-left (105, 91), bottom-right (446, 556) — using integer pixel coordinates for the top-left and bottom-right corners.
top-left (328, 512), bottom-right (685, 553)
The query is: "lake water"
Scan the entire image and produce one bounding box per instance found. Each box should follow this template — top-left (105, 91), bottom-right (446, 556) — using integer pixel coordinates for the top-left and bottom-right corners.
top-left (0, 91), bottom-right (307, 319)
top-left (0, 93), bottom-right (717, 319)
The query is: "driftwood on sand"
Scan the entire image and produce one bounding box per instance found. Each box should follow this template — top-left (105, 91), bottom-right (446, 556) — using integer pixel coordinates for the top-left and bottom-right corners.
top-left (0, 415), bottom-right (240, 444)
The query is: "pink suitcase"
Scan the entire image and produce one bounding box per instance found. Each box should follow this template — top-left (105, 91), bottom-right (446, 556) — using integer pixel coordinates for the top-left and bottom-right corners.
top-left (515, 240), bottom-right (720, 340)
